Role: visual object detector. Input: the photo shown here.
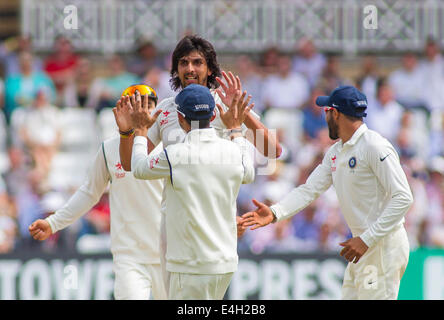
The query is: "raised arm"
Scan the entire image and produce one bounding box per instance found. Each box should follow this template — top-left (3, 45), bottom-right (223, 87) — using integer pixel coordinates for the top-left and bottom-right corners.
top-left (216, 70), bottom-right (282, 159)
top-left (113, 95), bottom-right (158, 171)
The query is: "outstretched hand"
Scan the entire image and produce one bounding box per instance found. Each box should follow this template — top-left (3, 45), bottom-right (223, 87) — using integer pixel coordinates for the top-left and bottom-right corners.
top-left (112, 95), bottom-right (133, 132)
top-left (130, 90), bottom-right (162, 136)
top-left (240, 199), bottom-right (275, 230)
top-left (215, 71), bottom-right (242, 108)
top-left (216, 90), bottom-right (254, 130)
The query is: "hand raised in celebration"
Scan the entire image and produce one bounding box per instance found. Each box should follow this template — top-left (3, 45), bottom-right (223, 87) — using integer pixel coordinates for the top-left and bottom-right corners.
top-left (215, 70), bottom-right (243, 108)
top-left (129, 90), bottom-right (162, 136)
top-left (112, 96), bottom-right (133, 132)
top-left (216, 90), bottom-right (254, 130)
top-left (240, 199), bottom-right (275, 230)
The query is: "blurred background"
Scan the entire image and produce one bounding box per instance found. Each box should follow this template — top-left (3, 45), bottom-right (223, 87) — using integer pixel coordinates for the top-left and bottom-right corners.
top-left (0, 0), bottom-right (444, 300)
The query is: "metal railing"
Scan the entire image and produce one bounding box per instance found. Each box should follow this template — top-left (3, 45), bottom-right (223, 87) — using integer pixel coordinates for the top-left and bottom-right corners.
top-left (20, 0), bottom-right (444, 54)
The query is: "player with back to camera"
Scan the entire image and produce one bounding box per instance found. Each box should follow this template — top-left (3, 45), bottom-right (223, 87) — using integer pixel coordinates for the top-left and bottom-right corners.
top-left (113, 34), bottom-right (282, 294)
top-left (125, 84), bottom-right (255, 299)
top-left (241, 85), bottom-right (414, 300)
top-left (28, 85), bottom-right (167, 300)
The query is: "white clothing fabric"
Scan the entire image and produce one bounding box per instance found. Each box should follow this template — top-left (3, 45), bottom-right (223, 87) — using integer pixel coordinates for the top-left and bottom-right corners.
top-left (365, 100), bottom-right (405, 143)
top-left (168, 272), bottom-right (233, 300)
top-left (341, 225), bottom-right (409, 300)
top-left (113, 261), bottom-right (167, 300)
top-left (270, 123), bottom-right (413, 248)
top-left (388, 67), bottom-right (427, 108)
top-left (132, 129), bottom-right (254, 275)
top-left (261, 72), bottom-right (310, 109)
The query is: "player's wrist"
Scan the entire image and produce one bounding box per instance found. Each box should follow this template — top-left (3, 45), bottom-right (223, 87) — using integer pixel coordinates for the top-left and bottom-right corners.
top-left (134, 128), bottom-right (148, 137)
top-left (119, 128), bottom-right (135, 138)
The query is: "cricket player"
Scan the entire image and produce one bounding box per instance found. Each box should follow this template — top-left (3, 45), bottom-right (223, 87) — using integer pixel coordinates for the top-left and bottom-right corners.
top-left (241, 85), bottom-right (414, 300)
top-left (128, 84), bottom-right (255, 299)
top-left (28, 86), bottom-right (167, 300)
top-left (114, 34), bottom-right (282, 292)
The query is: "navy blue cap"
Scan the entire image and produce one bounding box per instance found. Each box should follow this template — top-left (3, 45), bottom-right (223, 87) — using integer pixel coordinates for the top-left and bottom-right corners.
top-left (316, 86), bottom-right (368, 117)
top-left (175, 84), bottom-right (215, 120)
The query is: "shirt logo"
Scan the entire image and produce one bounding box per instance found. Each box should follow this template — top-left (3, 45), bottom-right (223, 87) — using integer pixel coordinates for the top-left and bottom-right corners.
top-left (150, 157), bottom-right (160, 169)
top-left (162, 111), bottom-right (170, 117)
top-left (114, 162), bottom-right (125, 179)
top-left (349, 156), bottom-right (357, 168)
top-left (160, 119), bottom-right (169, 126)
top-left (380, 154), bottom-right (390, 162)
top-left (331, 155), bottom-right (337, 172)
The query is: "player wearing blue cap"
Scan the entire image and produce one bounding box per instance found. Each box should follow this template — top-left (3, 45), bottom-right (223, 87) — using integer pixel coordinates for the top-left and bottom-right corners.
top-left (241, 85), bottom-right (414, 300)
top-left (128, 84), bottom-right (255, 300)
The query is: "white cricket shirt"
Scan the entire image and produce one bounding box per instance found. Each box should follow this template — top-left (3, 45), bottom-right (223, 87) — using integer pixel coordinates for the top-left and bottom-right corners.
top-left (271, 123), bottom-right (414, 248)
top-left (132, 129), bottom-right (255, 274)
top-left (46, 136), bottom-right (164, 264)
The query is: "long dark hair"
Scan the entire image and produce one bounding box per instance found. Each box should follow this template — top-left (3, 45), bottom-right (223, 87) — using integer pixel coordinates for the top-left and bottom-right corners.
top-left (170, 35), bottom-right (222, 91)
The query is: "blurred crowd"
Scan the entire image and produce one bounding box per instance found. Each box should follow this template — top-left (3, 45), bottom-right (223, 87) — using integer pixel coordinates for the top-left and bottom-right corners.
top-left (0, 34), bottom-right (444, 255)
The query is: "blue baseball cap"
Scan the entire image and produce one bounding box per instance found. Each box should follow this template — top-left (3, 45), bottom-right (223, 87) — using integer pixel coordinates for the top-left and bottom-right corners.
top-left (175, 84), bottom-right (215, 120)
top-left (316, 85), bottom-right (368, 117)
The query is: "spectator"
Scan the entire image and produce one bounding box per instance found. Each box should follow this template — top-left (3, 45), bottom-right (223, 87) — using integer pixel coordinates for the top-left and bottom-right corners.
top-left (15, 169), bottom-right (48, 250)
top-left (262, 53), bottom-right (310, 111)
top-left (141, 66), bottom-right (176, 101)
top-left (127, 36), bottom-right (165, 78)
top-left (0, 77), bottom-right (4, 112)
top-left (0, 176), bottom-right (17, 253)
top-left (18, 89), bottom-right (61, 178)
top-left (403, 164), bottom-right (428, 249)
top-left (365, 78), bottom-right (405, 143)
top-left (259, 46), bottom-right (280, 75)
top-left (317, 54), bottom-right (348, 93)
top-left (88, 55), bottom-right (139, 112)
top-left (63, 57), bottom-right (96, 108)
top-left (356, 55), bottom-right (380, 109)
top-left (43, 36), bottom-right (79, 105)
top-left (235, 55), bottom-right (265, 113)
top-left (302, 87), bottom-right (327, 140)
top-left (423, 157), bottom-right (444, 247)
top-left (292, 37), bottom-right (326, 87)
top-left (291, 202), bottom-right (322, 251)
top-left (388, 52), bottom-right (427, 110)
top-left (4, 52), bottom-right (56, 122)
top-left (0, 35), bottom-right (43, 77)
top-left (417, 37), bottom-right (444, 112)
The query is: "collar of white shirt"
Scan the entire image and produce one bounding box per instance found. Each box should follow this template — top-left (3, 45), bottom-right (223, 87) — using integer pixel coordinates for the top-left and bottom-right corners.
top-left (341, 123), bottom-right (368, 148)
top-left (185, 127), bottom-right (217, 143)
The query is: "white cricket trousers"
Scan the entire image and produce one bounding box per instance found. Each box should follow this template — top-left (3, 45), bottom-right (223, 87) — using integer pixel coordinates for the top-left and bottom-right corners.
top-left (113, 260), bottom-right (168, 300)
top-left (341, 225), bottom-right (410, 300)
top-left (168, 272), bottom-right (234, 300)
top-left (159, 212), bottom-right (170, 295)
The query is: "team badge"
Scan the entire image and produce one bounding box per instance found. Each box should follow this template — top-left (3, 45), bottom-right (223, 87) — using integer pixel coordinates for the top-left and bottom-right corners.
top-left (348, 156), bottom-right (357, 168)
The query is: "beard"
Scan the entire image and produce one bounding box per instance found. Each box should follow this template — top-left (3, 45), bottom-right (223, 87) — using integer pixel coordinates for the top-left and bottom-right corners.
top-left (327, 116), bottom-right (339, 140)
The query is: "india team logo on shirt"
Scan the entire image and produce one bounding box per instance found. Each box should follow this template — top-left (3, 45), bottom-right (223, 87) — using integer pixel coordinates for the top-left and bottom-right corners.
top-left (349, 156), bottom-right (357, 169)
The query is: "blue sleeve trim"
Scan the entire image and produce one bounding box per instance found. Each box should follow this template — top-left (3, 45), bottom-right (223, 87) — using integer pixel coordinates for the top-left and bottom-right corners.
top-left (164, 148), bottom-right (173, 186)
